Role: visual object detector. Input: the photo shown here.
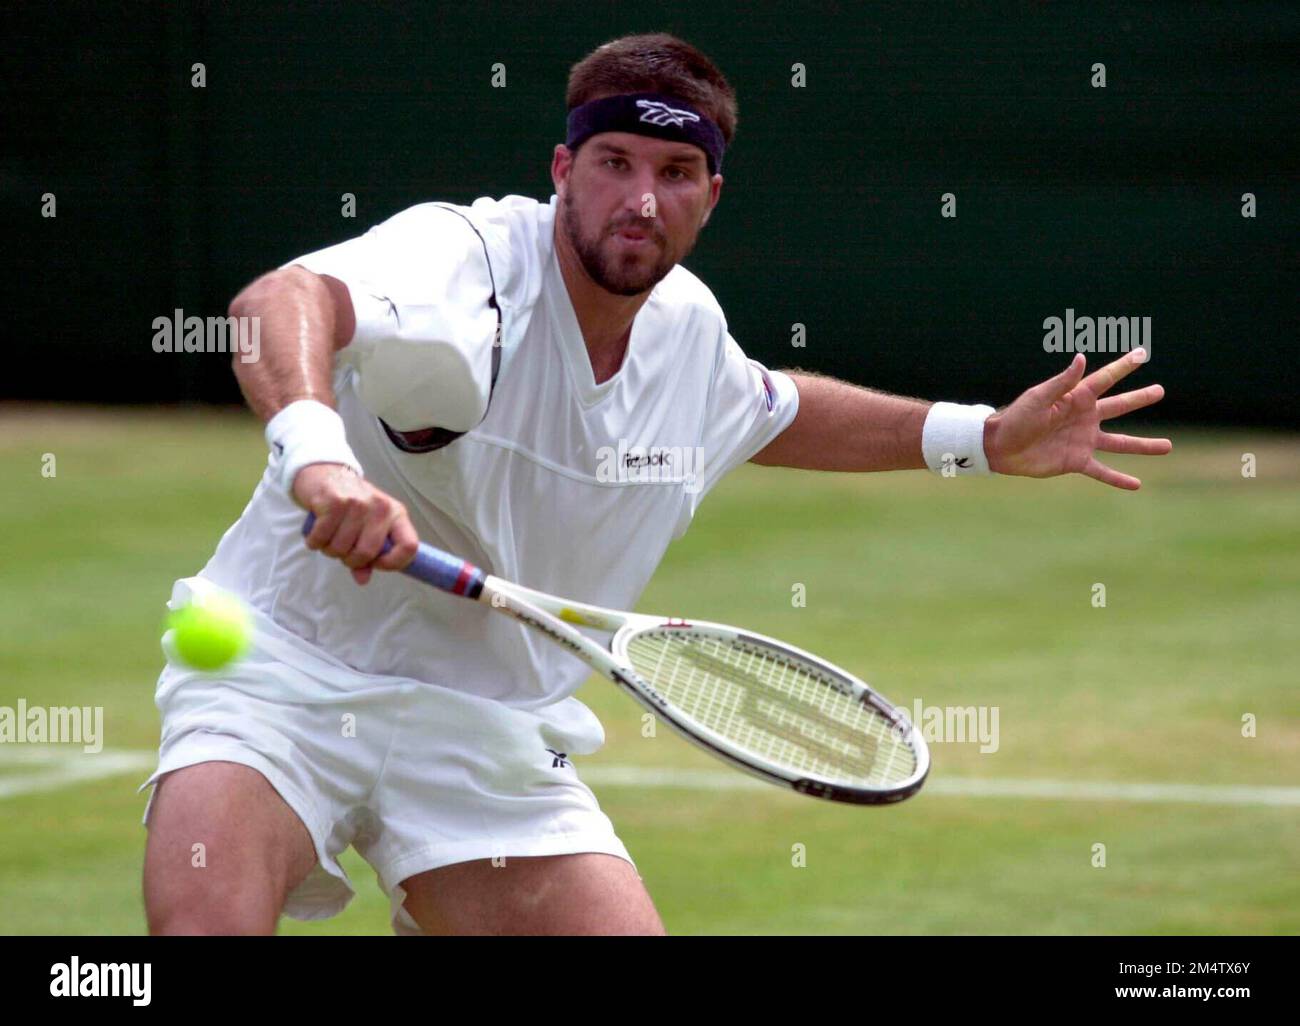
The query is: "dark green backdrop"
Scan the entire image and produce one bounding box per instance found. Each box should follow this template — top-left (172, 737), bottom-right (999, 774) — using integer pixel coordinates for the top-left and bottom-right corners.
top-left (6, 1), bottom-right (1297, 425)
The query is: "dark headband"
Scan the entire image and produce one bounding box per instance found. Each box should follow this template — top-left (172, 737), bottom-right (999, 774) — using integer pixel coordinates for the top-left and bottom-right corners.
top-left (565, 92), bottom-right (725, 176)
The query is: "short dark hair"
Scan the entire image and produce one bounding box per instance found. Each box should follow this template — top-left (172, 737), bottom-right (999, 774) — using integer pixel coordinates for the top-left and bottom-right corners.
top-left (566, 33), bottom-right (738, 147)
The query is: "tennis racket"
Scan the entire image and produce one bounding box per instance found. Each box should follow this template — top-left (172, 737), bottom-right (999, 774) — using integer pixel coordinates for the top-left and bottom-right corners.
top-left (303, 513), bottom-right (928, 805)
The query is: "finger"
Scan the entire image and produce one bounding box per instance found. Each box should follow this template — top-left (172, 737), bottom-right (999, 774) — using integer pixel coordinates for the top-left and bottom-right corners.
top-left (375, 511), bottom-right (419, 571)
top-left (323, 502), bottom-right (366, 559)
top-left (304, 503), bottom-right (347, 550)
top-left (1082, 456), bottom-right (1141, 490)
top-left (1096, 432), bottom-right (1173, 456)
top-left (1029, 353), bottom-right (1086, 406)
top-left (1098, 383), bottom-right (1164, 420)
top-left (352, 567), bottom-right (373, 586)
top-left (345, 505), bottom-right (399, 569)
top-left (1081, 347), bottom-right (1149, 398)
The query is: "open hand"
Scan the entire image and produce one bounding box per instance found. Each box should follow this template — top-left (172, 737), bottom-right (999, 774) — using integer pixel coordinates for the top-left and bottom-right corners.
top-left (983, 349), bottom-right (1172, 490)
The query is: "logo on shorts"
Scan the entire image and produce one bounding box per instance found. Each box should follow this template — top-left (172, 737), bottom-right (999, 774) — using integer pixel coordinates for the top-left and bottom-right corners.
top-left (546, 748), bottom-right (570, 769)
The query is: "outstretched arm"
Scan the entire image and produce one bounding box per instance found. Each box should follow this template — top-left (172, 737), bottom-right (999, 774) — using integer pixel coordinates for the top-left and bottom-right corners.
top-left (750, 371), bottom-right (931, 472)
top-left (752, 349), bottom-right (1171, 490)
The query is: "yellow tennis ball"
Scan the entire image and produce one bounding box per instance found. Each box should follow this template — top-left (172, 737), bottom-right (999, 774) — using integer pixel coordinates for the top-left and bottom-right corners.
top-left (165, 592), bottom-right (251, 671)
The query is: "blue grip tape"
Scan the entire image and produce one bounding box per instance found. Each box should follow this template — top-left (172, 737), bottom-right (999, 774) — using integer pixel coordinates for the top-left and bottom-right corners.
top-left (301, 513), bottom-right (485, 598)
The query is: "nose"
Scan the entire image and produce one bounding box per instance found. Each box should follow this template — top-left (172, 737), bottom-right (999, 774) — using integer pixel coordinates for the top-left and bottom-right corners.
top-left (618, 167), bottom-right (660, 224)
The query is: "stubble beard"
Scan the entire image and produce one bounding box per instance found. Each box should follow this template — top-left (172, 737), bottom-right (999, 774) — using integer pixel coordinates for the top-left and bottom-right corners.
top-left (561, 186), bottom-right (687, 297)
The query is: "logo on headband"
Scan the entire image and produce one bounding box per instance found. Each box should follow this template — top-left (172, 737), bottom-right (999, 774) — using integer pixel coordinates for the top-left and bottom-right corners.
top-left (635, 99), bottom-right (702, 129)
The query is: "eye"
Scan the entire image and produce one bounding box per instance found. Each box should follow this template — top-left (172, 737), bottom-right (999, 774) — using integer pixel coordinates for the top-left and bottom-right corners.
top-left (604, 157), bottom-right (627, 171)
top-left (664, 167), bottom-right (687, 181)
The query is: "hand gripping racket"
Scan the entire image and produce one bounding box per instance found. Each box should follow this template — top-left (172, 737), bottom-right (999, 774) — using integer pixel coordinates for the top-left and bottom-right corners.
top-left (303, 513), bottom-right (928, 804)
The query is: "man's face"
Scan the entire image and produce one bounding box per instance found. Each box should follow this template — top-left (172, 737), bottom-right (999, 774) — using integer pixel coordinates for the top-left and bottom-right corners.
top-left (554, 131), bottom-right (722, 296)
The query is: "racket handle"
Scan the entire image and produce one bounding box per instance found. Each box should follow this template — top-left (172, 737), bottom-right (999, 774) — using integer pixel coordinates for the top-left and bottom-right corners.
top-left (301, 512), bottom-right (486, 598)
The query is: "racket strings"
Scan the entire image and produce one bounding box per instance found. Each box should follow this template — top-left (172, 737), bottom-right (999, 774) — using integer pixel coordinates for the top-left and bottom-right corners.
top-left (625, 631), bottom-right (917, 786)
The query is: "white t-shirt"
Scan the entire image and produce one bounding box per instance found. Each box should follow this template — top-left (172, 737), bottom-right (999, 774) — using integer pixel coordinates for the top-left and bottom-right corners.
top-left (196, 194), bottom-right (800, 709)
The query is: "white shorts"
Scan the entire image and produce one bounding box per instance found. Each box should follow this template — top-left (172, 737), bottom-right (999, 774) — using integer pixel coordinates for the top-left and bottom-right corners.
top-left (140, 622), bottom-right (633, 935)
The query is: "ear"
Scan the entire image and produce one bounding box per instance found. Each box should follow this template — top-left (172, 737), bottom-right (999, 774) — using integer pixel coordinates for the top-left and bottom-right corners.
top-left (551, 144), bottom-right (575, 195)
top-left (700, 173), bottom-right (723, 228)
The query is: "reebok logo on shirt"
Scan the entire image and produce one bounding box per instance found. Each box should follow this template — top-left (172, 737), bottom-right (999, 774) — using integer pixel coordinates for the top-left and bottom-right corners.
top-left (623, 451), bottom-right (673, 469)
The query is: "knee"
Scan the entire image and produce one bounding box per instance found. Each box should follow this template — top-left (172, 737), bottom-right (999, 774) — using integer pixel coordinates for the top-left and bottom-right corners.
top-left (147, 896), bottom-right (279, 936)
top-left (145, 876), bottom-right (281, 936)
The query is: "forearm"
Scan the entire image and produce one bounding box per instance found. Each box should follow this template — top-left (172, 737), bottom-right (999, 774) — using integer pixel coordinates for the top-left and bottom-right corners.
top-left (752, 371), bottom-right (932, 471)
top-left (227, 267), bottom-right (418, 581)
top-left (228, 266), bottom-right (346, 421)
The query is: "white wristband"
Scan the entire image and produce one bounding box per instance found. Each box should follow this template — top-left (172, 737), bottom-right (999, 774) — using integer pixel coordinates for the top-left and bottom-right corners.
top-left (265, 399), bottom-right (363, 496)
top-left (921, 402), bottom-right (996, 476)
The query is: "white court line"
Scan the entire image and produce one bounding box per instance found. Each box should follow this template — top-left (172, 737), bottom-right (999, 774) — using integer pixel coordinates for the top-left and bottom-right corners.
top-left (0, 748), bottom-right (155, 800)
top-left (1, 750), bottom-right (1296, 809)
top-left (580, 765), bottom-right (1300, 808)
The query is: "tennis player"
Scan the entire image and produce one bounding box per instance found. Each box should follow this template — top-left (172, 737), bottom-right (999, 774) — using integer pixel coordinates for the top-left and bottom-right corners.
top-left (141, 33), bottom-right (1170, 935)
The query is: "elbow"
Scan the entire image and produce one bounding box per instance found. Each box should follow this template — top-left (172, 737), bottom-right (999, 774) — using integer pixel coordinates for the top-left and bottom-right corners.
top-left (227, 278), bottom-right (269, 380)
top-left (227, 266), bottom-right (327, 379)
top-left (229, 265), bottom-right (320, 320)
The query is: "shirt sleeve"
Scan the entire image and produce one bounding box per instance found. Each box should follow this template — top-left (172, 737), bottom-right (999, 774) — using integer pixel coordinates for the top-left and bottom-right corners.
top-left (281, 204), bottom-right (500, 433)
top-left (693, 330), bottom-right (801, 498)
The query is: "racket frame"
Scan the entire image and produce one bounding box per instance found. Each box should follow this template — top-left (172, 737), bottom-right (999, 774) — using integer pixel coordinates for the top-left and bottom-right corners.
top-left (480, 576), bottom-right (930, 805)
top-left (302, 514), bottom-right (928, 805)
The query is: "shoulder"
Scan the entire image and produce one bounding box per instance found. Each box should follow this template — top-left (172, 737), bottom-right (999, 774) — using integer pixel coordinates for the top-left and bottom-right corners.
top-left (426, 194), bottom-right (556, 313)
top-left (646, 263), bottom-right (730, 371)
top-left (364, 200), bottom-right (493, 258)
top-left (652, 262), bottom-right (726, 323)
top-left (462, 193), bottom-right (554, 246)
top-left (425, 195), bottom-right (553, 264)
top-left (363, 195), bottom-right (548, 262)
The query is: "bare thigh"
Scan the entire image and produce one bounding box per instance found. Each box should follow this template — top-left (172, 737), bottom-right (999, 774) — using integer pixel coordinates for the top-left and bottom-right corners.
top-left (142, 761), bottom-right (318, 935)
top-left (400, 853), bottom-right (666, 936)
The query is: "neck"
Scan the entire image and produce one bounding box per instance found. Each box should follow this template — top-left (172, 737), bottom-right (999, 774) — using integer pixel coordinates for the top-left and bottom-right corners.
top-left (554, 221), bottom-right (652, 384)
